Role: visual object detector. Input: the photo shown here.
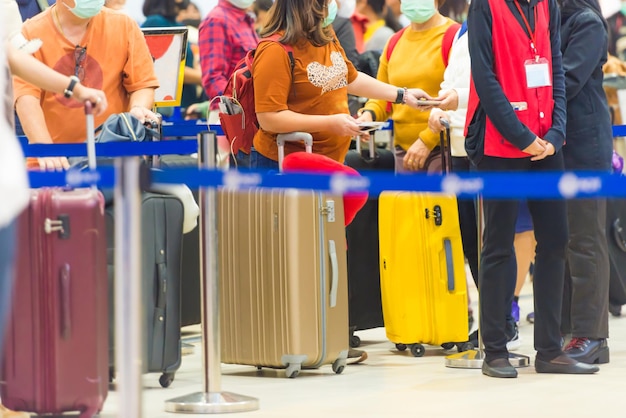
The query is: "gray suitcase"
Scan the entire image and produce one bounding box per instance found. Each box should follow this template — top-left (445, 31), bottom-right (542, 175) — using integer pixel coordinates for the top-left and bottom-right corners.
top-left (106, 192), bottom-right (184, 387)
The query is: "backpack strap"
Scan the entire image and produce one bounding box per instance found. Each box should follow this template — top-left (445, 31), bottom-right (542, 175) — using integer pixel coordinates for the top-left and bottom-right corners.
top-left (385, 27), bottom-right (407, 61)
top-left (442, 22), bottom-right (461, 67)
top-left (259, 34), bottom-right (295, 73)
top-left (386, 23), bottom-right (460, 68)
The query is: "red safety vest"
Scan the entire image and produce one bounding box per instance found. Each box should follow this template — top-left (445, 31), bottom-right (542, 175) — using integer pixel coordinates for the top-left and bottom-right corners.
top-left (465, 0), bottom-right (554, 158)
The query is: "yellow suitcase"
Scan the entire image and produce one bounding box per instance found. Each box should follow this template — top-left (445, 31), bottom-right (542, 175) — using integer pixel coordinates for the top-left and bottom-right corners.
top-left (378, 191), bottom-right (470, 357)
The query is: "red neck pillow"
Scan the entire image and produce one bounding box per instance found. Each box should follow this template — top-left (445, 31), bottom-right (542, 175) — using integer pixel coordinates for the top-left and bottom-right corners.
top-left (282, 152), bottom-right (368, 226)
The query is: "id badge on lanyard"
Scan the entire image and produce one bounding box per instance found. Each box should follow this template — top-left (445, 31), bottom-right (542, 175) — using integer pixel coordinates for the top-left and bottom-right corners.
top-left (515, 2), bottom-right (551, 89)
top-left (525, 57), bottom-right (551, 88)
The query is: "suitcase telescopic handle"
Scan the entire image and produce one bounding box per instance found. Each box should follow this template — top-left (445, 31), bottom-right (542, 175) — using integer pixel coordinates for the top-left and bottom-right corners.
top-left (276, 132), bottom-right (313, 171)
top-left (85, 102), bottom-right (96, 172)
top-left (355, 132), bottom-right (375, 160)
top-left (439, 118), bottom-right (452, 174)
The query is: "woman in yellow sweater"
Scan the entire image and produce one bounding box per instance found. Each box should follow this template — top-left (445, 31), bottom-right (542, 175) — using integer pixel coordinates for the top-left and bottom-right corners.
top-left (356, 0), bottom-right (456, 172)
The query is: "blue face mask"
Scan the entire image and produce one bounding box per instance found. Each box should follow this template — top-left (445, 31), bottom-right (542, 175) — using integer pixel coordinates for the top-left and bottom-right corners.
top-left (66, 0), bottom-right (105, 19)
top-left (323, 0), bottom-right (338, 27)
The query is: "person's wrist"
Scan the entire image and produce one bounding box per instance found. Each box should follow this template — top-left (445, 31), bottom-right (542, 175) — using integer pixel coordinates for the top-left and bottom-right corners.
top-left (394, 87), bottom-right (408, 104)
top-left (63, 75), bottom-right (80, 98)
top-left (357, 108), bottom-right (376, 121)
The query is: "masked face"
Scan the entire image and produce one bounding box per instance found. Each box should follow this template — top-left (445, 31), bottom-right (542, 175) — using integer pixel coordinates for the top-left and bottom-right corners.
top-left (400, 0), bottom-right (437, 23)
top-left (324, 0), bottom-right (338, 26)
top-left (66, 0), bottom-right (105, 18)
top-left (337, 0), bottom-right (356, 18)
top-left (228, 0), bottom-right (255, 9)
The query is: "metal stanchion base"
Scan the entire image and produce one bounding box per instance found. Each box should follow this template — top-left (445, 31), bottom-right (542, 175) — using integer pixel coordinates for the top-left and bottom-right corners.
top-left (165, 392), bottom-right (259, 414)
top-left (445, 350), bottom-right (531, 369)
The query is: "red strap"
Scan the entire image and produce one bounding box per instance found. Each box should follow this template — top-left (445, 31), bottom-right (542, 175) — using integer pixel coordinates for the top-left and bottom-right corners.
top-left (385, 27), bottom-right (407, 61)
top-left (387, 23), bottom-right (460, 67)
top-left (441, 23), bottom-right (461, 67)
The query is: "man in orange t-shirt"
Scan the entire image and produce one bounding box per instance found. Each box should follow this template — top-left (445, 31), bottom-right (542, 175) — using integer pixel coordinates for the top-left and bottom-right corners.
top-left (14, 2), bottom-right (159, 171)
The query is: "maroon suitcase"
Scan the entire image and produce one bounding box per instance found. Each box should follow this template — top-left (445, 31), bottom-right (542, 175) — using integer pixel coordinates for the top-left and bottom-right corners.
top-left (0, 188), bottom-right (109, 417)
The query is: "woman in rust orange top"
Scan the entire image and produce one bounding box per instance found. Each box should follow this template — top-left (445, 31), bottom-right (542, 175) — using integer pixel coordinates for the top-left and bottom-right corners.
top-left (251, 0), bottom-right (432, 168)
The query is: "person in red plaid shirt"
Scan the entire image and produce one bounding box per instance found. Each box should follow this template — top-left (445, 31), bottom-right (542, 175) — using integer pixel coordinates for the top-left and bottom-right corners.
top-left (198, 0), bottom-right (259, 100)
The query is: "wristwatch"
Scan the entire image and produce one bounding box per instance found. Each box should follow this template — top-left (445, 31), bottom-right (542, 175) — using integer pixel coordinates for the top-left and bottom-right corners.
top-left (394, 87), bottom-right (408, 104)
top-left (64, 75), bottom-right (80, 98)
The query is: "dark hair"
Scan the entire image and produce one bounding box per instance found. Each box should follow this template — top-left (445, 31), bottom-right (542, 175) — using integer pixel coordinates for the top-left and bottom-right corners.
top-left (560, 0), bottom-right (608, 31)
top-left (143, 0), bottom-right (189, 20)
top-left (439, 0), bottom-right (466, 22)
top-left (383, 7), bottom-right (402, 32)
top-left (260, 0), bottom-right (334, 46)
top-left (254, 0), bottom-right (274, 14)
top-left (367, 0), bottom-right (386, 15)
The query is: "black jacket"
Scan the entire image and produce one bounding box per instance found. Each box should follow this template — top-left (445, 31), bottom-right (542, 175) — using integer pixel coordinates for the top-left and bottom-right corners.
top-left (560, 8), bottom-right (613, 170)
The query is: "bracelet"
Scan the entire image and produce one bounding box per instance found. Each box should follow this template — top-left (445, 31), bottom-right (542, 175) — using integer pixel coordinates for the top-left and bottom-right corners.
top-left (356, 108), bottom-right (376, 121)
top-left (394, 87), bottom-right (408, 105)
top-left (63, 75), bottom-right (80, 98)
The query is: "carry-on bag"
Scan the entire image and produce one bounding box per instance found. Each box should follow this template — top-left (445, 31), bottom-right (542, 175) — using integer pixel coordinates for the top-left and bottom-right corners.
top-left (378, 123), bottom-right (471, 357)
top-left (106, 194), bottom-right (184, 388)
top-left (344, 133), bottom-right (394, 347)
top-left (1, 105), bottom-right (108, 417)
top-left (219, 133), bottom-right (349, 378)
top-left (158, 154), bottom-right (201, 327)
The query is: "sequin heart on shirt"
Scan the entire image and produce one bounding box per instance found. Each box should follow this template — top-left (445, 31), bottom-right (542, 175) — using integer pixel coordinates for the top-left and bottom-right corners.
top-left (307, 52), bottom-right (348, 94)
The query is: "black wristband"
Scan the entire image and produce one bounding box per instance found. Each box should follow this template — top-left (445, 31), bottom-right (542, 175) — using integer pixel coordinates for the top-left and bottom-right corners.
top-left (394, 87), bottom-right (408, 104)
top-left (64, 75), bottom-right (80, 98)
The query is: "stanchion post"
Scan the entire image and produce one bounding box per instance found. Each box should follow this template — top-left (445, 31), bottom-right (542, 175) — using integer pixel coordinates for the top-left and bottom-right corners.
top-left (114, 156), bottom-right (144, 417)
top-left (165, 131), bottom-right (259, 414)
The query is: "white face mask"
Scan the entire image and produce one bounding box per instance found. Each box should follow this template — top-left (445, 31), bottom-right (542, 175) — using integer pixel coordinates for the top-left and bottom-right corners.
top-left (228, 0), bottom-right (255, 9)
top-left (337, 0), bottom-right (356, 18)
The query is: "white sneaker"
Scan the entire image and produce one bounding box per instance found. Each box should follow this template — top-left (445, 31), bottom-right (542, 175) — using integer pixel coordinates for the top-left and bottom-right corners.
top-left (506, 328), bottom-right (522, 351)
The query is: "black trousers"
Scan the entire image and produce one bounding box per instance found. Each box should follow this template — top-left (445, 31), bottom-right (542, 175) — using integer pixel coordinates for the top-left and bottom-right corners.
top-left (452, 157), bottom-right (479, 286)
top-left (561, 198), bottom-right (610, 339)
top-left (477, 153), bottom-right (568, 362)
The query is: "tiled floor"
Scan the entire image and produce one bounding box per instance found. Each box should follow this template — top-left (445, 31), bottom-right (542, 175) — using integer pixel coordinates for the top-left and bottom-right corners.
top-left (98, 277), bottom-right (626, 418)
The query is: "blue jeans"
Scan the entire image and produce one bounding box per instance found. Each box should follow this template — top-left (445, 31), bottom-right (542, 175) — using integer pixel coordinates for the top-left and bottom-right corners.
top-left (0, 220), bottom-right (17, 356)
top-left (240, 148), bottom-right (279, 171)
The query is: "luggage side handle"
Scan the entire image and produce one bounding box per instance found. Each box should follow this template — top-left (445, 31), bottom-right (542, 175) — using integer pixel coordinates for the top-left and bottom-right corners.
top-left (60, 264), bottom-right (72, 339)
top-left (328, 240), bottom-right (338, 308)
top-left (443, 239), bottom-right (455, 292)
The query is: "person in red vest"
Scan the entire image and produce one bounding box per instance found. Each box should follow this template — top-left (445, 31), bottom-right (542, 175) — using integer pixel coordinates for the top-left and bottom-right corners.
top-left (465, 0), bottom-right (599, 377)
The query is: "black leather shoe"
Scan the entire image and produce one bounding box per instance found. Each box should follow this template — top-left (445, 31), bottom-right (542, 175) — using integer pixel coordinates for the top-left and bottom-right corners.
top-left (609, 302), bottom-right (622, 317)
top-left (563, 337), bottom-right (609, 364)
top-left (482, 358), bottom-right (518, 378)
top-left (535, 354), bottom-right (599, 374)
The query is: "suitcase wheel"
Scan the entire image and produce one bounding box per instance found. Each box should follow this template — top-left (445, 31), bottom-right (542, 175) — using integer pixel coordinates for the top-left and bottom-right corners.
top-left (441, 343), bottom-right (455, 350)
top-left (457, 342), bottom-right (474, 353)
top-left (285, 363), bottom-right (301, 378)
top-left (395, 343), bottom-right (407, 352)
top-left (159, 372), bottom-right (175, 388)
top-left (350, 334), bottom-right (361, 348)
top-left (410, 344), bottom-right (425, 357)
top-left (332, 358), bottom-right (347, 375)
